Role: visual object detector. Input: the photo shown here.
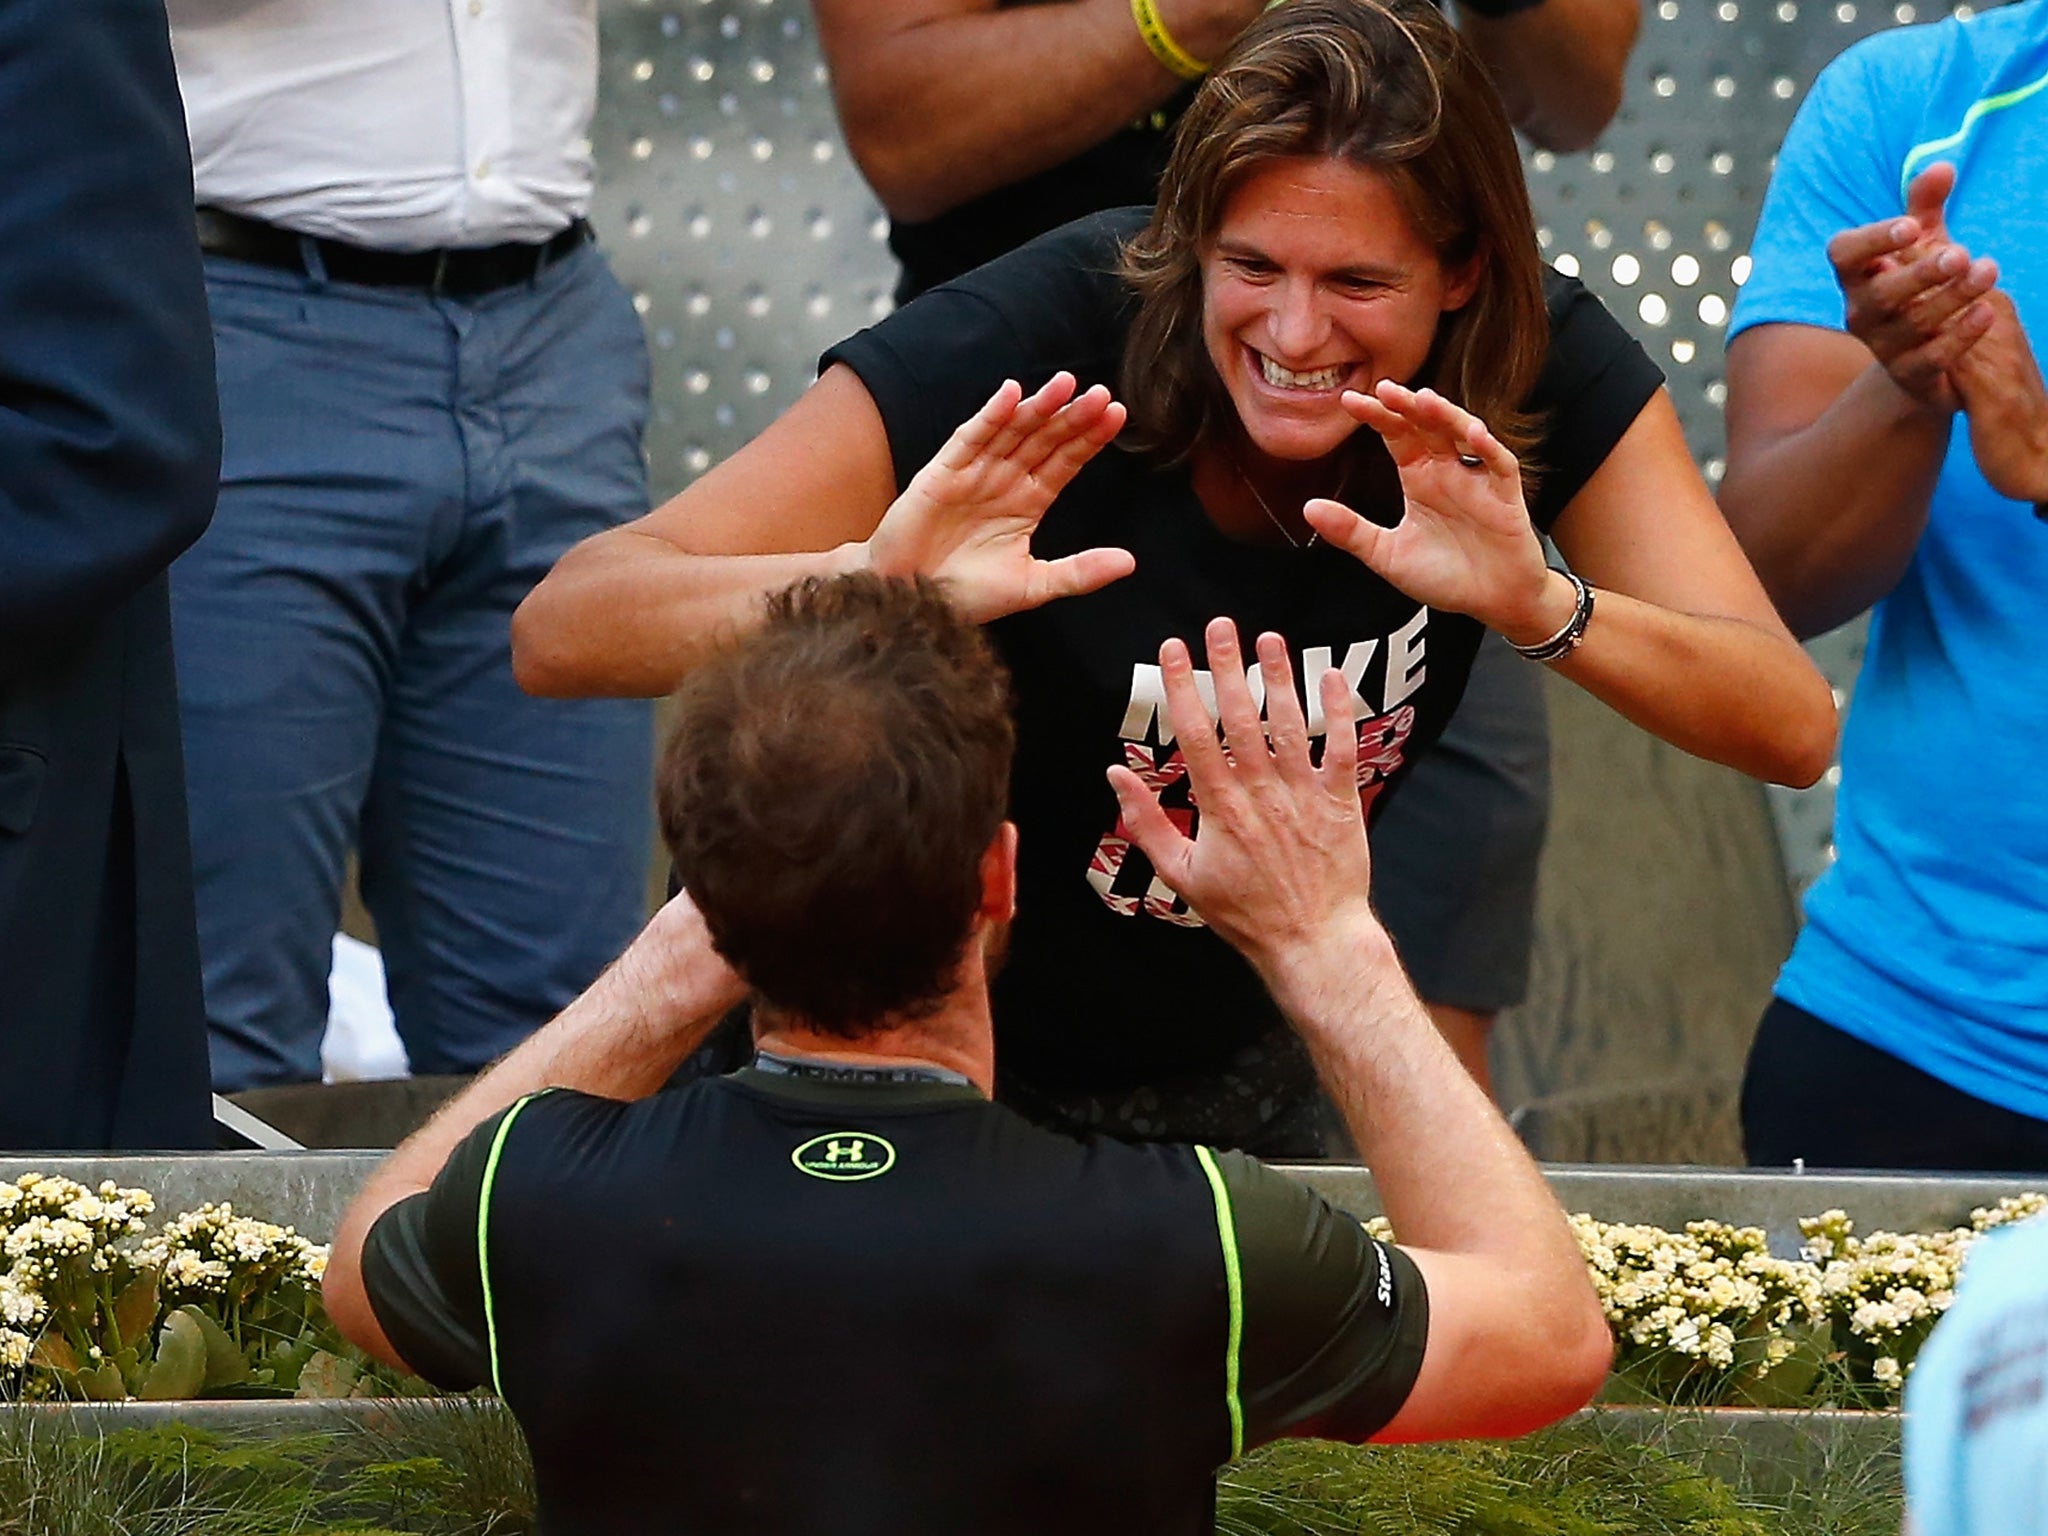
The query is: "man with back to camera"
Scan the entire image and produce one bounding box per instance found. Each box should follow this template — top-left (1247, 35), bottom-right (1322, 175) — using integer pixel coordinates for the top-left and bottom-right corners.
top-left (322, 574), bottom-right (1612, 1535)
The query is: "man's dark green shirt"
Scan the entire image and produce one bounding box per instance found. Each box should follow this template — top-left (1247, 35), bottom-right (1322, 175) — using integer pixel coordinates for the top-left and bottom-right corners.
top-left (363, 1067), bottom-right (1427, 1536)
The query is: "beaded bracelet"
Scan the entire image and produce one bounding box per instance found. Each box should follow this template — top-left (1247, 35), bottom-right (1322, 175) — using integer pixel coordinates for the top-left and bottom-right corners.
top-left (1508, 569), bottom-right (1596, 663)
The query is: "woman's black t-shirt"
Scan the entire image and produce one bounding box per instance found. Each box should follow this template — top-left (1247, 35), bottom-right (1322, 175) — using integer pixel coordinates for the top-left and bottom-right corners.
top-left (822, 208), bottom-right (1664, 1100)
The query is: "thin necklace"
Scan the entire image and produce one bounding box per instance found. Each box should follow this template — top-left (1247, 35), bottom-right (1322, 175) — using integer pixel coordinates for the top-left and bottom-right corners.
top-left (1237, 459), bottom-right (1318, 551)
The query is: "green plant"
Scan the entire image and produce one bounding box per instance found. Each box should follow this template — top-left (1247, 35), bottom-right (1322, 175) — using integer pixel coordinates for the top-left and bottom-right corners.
top-left (1369, 1196), bottom-right (2046, 1409)
top-left (1219, 1431), bottom-right (1769, 1536)
top-left (0, 1175), bottom-right (422, 1404)
top-left (0, 1418), bottom-right (330, 1535)
top-left (0, 1403), bottom-right (1907, 1536)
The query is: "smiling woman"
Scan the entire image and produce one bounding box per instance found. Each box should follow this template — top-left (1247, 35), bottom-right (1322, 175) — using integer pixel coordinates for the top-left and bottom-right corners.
top-left (507, 0), bottom-right (1836, 1156)
top-left (1197, 159), bottom-right (1487, 467)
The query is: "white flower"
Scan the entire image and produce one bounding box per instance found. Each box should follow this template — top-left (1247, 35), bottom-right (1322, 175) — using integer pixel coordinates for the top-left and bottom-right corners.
top-left (0, 1276), bottom-right (45, 1329)
top-left (1971, 1193), bottom-right (2047, 1233)
top-left (1872, 1356), bottom-right (1902, 1388)
top-left (4, 1216), bottom-right (95, 1265)
top-left (160, 1251), bottom-right (231, 1294)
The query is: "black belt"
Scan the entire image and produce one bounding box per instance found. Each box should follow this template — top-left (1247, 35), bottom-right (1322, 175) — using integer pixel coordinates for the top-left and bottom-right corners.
top-left (195, 207), bottom-right (592, 298)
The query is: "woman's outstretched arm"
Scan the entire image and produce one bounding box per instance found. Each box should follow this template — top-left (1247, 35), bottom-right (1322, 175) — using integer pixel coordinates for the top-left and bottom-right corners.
top-left (1532, 392), bottom-right (1838, 786)
top-left (512, 367), bottom-right (1127, 697)
top-left (511, 367), bottom-right (896, 697)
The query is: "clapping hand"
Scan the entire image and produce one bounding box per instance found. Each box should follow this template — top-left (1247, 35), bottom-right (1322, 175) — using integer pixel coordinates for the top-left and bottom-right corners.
top-left (1829, 162), bottom-right (1999, 411)
top-left (1829, 163), bottom-right (2048, 501)
top-left (1947, 288), bottom-right (2048, 504)
top-left (1304, 380), bottom-right (1556, 637)
top-left (866, 372), bottom-right (1134, 623)
top-left (1106, 619), bottom-right (1378, 977)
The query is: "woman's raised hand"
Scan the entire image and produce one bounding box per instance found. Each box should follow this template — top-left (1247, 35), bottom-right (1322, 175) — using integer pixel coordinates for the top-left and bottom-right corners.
top-left (1305, 381), bottom-right (1556, 636)
top-left (866, 372), bottom-right (1134, 623)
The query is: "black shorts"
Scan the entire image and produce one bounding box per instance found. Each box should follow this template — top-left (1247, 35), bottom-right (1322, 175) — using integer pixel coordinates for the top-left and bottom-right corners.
top-left (1742, 996), bottom-right (2048, 1172)
top-left (1370, 633), bottom-right (1550, 1014)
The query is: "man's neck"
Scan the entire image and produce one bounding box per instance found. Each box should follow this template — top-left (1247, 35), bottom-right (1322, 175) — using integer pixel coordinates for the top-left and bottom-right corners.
top-left (753, 983), bottom-right (996, 1097)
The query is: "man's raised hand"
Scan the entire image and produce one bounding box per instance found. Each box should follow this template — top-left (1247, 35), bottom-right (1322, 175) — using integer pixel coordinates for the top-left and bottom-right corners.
top-left (1948, 289), bottom-right (2048, 503)
top-left (866, 372), bottom-right (1133, 623)
top-left (1105, 620), bottom-right (1379, 977)
top-left (1829, 162), bottom-right (1999, 410)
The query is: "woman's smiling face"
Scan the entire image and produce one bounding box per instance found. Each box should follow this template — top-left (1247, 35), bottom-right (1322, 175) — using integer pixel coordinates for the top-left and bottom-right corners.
top-left (1200, 155), bottom-right (1480, 464)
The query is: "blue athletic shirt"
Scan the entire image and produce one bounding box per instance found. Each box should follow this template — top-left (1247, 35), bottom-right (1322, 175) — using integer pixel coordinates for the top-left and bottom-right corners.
top-left (1903, 1216), bottom-right (2048, 1535)
top-left (1730, 1), bottom-right (2048, 1121)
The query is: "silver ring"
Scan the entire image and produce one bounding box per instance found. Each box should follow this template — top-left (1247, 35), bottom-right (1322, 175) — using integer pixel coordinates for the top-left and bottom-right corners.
top-left (1457, 452), bottom-right (1485, 469)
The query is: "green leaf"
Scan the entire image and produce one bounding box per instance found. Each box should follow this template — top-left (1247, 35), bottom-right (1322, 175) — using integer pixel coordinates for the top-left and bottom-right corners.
top-left (112, 1344), bottom-right (146, 1397)
top-left (263, 1336), bottom-right (308, 1391)
top-left (78, 1360), bottom-right (129, 1401)
top-left (138, 1309), bottom-right (208, 1400)
top-left (294, 1348), bottom-right (358, 1400)
top-left (176, 1304), bottom-right (253, 1389)
top-left (1732, 1320), bottom-right (1829, 1409)
top-left (111, 1271), bottom-right (160, 1352)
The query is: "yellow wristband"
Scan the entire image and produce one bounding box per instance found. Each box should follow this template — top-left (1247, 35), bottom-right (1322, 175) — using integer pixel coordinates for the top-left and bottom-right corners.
top-left (1130, 0), bottom-right (1210, 82)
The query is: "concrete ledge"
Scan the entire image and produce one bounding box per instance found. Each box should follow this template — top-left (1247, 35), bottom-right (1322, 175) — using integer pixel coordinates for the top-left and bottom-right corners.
top-left (3, 1154), bottom-right (2037, 1246)
top-left (1287, 1164), bottom-right (2045, 1255)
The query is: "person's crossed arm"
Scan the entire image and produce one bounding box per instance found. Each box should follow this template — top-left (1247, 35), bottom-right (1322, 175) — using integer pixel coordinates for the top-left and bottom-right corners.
top-left (815, 0), bottom-right (1265, 225)
top-left (1109, 619), bottom-right (1613, 1440)
top-left (816, 0), bottom-right (1639, 228)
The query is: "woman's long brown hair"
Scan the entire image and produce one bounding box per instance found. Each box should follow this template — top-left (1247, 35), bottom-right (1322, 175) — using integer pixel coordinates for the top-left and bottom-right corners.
top-left (1118, 0), bottom-right (1551, 488)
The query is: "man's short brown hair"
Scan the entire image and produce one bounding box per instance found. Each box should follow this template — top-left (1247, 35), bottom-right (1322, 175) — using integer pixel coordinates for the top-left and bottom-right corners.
top-left (658, 574), bottom-right (1015, 1036)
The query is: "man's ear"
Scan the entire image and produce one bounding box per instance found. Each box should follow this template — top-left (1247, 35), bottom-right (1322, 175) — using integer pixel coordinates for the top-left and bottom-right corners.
top-left (979, 821), bottom-right (1019, 924)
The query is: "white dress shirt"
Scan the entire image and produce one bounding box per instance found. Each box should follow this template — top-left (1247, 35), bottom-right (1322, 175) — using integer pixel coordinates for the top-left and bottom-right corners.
top-left (168, 0), bottom-right (597, 251)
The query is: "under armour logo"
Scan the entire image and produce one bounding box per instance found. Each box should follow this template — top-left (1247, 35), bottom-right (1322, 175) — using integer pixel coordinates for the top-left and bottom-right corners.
top-left (792, 1129), bottom-right (898, 1181)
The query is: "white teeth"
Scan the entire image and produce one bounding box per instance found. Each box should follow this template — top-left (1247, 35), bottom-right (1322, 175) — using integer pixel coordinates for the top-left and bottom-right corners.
top-left (1257, 354), bottom-right (1345, 390)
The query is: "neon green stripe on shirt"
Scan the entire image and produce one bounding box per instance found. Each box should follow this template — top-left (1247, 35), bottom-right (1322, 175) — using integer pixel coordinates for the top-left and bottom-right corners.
top-left (1900, 62), bottom-right (2048, 201)
top-left (477, 1091), bottom-right (547, 1399)
top-left (1194, 1145), bottom-right (1246, 1459)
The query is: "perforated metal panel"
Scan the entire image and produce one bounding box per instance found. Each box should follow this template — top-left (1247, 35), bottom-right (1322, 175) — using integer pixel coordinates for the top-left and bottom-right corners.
top-left (591, 0), bottom-right (897, 487)
top-left (587, 0), bottom-right (1994, 895)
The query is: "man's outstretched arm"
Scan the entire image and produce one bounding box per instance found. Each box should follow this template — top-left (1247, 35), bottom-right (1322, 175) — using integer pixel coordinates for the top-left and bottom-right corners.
top-left (1108, 620), bottom-right (1611, 1441)
top-left (322, 893), bottom-right (748, 1373)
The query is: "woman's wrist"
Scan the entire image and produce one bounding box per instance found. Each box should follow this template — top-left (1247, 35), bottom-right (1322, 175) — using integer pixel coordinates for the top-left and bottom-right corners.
top-left (1489, 565), bottom-right (1580, 648)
